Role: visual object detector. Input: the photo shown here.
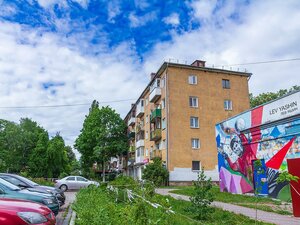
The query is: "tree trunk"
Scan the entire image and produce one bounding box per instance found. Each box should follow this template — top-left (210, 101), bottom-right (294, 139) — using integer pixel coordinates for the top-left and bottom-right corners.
top-left (102, 160), bottom-right (106, 183)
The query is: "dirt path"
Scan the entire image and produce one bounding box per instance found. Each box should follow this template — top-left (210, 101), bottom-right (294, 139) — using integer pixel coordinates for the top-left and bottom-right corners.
top-left (156, 188), bottom-right (300, 225)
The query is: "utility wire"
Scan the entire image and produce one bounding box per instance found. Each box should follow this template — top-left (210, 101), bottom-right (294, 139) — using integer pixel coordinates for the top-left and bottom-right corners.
top-left (218, 57), bottom-right (300, 67)
top-left (0, 98), bottom-right (136, 109)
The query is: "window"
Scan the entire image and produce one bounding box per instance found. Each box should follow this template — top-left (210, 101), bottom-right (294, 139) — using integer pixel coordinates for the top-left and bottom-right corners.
top-left (188, 75), bottom-right (197, 84)
top-left (77, 177), bottom-right (87, 182)
top-left (224, 100), bottom-right (233, 110)
top-left (190, 117), bottom-right (199, 128)
top-left (162, 118), bottom-right (166, 129)
top-left (162, 98), bottom-right (165, 109)
top-left (222, 79), bottom-right (230, 89)
top-left (66, 177), bottom-right (75, 181)
top-left (162, 139), bottom-right (166, 149)
top-left (145, 131), bottom-right (148, 139)
top-left (161, 76), bottom-right (165, 88)
top-left (191, 138), bottom-right (200, 149)
top-left (145, 98), bottom-right (149, 105)
top-left (189, 96), bottom-right (198, 108)
top-left (140, 99), bottom-right (144, 107)
top-left (146, 148), bottom-right (148, 156)
top-left (192, 161), bottom-right (200, 171)
top-left (146, 115), bottom-right (149, 123)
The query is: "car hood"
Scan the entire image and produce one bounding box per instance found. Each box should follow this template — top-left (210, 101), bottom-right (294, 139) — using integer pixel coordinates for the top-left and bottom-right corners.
top-left (0, 198), bottom-right (51, 213)
top-left (20, 189), bottom-right (53, 198)
top-left (31, 185), bottom-right (61, 194)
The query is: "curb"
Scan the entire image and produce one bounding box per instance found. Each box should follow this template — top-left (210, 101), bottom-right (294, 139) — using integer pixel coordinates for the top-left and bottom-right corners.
top-left (62, 206), bottom-right (73, 225)
top-left (69, 211), bottom-right (76, 225)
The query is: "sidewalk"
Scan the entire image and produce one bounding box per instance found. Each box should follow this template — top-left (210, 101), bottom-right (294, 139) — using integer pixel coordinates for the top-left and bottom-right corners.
top-left (155, 188), bottom-right (300, 225)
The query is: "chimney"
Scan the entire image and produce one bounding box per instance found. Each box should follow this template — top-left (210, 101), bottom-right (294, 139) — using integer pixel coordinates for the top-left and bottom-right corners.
top-left (150, 73), bottom-right (156, 80)
top-left (191, 60), bottom-right (206, 67)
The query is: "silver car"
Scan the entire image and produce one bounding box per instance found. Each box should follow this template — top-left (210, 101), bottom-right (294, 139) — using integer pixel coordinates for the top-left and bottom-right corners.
top-left (54, 176), bottom-right (99, 191)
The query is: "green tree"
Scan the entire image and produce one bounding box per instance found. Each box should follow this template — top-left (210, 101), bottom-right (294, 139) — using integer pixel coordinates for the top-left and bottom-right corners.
top-left (250, 85), bottom-right (300, 107)
top-left (29, 132), bottom-right (49, 177)
top-left (75, 101), bottom-right (128, 181)
top-left (142, 157), bottom-right (169, 187)
top-left (187, 168), bottom-right (214, 220)
top-left (46, 133), bottom-right (69, 177)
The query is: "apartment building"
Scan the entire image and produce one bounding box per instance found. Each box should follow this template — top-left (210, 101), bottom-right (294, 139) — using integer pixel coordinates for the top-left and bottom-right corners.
top-left (124, 60), bottom-right (251, 184)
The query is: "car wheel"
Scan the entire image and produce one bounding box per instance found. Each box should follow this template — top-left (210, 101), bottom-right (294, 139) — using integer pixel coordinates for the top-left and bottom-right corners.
top-left (60, 184), bottom-right (68, 192)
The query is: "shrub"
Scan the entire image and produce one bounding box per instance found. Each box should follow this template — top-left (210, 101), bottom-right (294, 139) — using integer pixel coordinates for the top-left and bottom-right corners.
top-left (142, 157), bottom-right (169, 187)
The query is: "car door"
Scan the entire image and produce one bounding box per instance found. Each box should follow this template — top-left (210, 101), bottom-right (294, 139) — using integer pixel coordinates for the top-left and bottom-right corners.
top-left (76, 177), bottom-right (89, 189)
top-left (65, 176), bottom-right (76, 190)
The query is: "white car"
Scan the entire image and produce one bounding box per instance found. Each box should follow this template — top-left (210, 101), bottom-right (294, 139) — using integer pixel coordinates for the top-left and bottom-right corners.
top-left (54, 176), bottom-right (99, 191)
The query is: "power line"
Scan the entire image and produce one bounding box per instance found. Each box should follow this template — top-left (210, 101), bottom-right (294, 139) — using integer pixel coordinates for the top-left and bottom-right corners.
top-left (0, 98), bottom-right (136, 109)
top-left (218, 57), bottom-right (300, 67)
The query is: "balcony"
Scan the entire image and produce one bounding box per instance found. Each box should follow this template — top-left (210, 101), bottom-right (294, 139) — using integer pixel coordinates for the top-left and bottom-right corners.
top-left (128, 131), bottom-right (135, 140)
top-left (150, 129), bottom-right (162, 141)
top-left (135, 155), bottom-right (144, 164)
top-left (150, 109), bottom-right (161, 122)
top-left (136, 140), bottom-right (145, 148)
top-left (149, 87), bottom-right (161, 103)
top-left (136, 100), bottom-right (145, 118)
top-left (129, 146), bottom-right (136, 152)
top-left (136, 124), bottom-right (144, 134)
top-left (150, 149), bottom-right (162, 160)
top-left (127, 117), bottom-right (135, 126)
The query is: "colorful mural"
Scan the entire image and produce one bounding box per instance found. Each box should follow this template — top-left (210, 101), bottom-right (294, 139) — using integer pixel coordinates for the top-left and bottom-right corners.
top-left (215, 91), bottom-right (300, 198)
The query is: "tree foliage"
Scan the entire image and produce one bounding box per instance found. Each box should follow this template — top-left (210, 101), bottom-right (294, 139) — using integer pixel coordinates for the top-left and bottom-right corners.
top-left (75, 101), bottom-right (128, 180)
top-left (187, 168), bottom-right (214, 220)
top-left (142, 157), bottom-right (169, 187)
top-left (0, 117), bottom-right (77, 177)
top-left (250, 85), bottom-right (300, 108)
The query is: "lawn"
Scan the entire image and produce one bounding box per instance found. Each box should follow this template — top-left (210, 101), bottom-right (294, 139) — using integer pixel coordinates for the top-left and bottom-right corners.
top-left (169, 185), bottom-right (292, 215)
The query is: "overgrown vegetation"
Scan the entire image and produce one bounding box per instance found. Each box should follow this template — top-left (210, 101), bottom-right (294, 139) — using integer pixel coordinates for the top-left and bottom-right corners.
top-left (73, 176), bottom-right (272, 225)
top-left (142, 157), bottom-right (169, 186)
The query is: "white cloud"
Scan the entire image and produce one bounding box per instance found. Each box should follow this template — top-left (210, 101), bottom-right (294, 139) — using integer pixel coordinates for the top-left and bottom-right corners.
top-left (107, 0), bottom-right (121, 23)
top-left (144, 0), bottom-right (300, 96)
top-left (37, 0), bottom-right (60, 8)
top-left (0, 20), bottom-right (146, 154)
top-left (163, 13), bottom-right (180, 26)
top-left (190, 0), bottom-right (218, 21)
top-left (129, 11), bottom-right (157, 28)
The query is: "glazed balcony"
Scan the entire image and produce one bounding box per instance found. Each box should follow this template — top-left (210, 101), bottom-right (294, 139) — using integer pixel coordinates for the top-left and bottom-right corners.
top-left (135, 140), bottom-right (145, 149)
top-left (149, 87), bottom-right (161, 103)
top-left (150, 149), bottom-right (162, 160)
top-left (129, 146), bottom-right (136, 153)
top-left (150, 109), bottom-right (161, 122)
top-left (136, 100), bottom-right (145, 118)
top-left (127, 117), bottom-right (135, 126)
top-left (150, 129), bottom-right (162, 141)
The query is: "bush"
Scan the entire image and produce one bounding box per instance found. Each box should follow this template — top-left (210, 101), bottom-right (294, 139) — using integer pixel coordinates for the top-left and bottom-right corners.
top-left (142, 157), bottom-right (169, 187)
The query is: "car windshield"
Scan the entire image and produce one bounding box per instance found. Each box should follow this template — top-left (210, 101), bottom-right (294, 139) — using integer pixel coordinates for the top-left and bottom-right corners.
top-left (0, 178), bottom-right (21, 191)
top-left (15, 175), bottom-right (39, 186)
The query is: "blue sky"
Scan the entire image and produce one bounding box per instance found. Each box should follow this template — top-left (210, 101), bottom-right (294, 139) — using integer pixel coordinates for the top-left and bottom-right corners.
top-left (0, 0), bottom-right (300, 151)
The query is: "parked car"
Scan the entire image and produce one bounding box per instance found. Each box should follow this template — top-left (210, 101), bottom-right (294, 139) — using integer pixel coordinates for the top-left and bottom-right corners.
top-left (55, 176), bottom-right (99, 191)
top-left (0, 173), bottom-right (65, 206)
top-left (0, 178), bottom-right (59, 215)
top-left (0, 198), bottom-right (56, 225)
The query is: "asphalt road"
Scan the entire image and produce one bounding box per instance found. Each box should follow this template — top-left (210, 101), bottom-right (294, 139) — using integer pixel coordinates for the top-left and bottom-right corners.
top-left (56, 191), bottom-right (77, 225)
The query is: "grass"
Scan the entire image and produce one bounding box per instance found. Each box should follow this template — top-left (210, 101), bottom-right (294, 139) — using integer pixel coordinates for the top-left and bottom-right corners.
top-left (73, 186), bottom-right (273, 225)
top-left (169, 185), bottom-right (292, 215)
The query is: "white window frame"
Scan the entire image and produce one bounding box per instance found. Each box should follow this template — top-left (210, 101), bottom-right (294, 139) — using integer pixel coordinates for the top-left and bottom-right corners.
top-left (162, 98), bottom-right (165, 109)
top-left (224, 100), bottom-right (232, 111)
top-left (162, 118), bottom-right (166, 129)
top-left (188, 75), bottom-right (197, 85)
top-left (189, 96), bottom-right (198, 108)
top-left (190, 117), bottom-right (199, 128)
top-left (191, 138), bottom-right (200, 149)
top-left (145, 131), bottom-right (148, 140)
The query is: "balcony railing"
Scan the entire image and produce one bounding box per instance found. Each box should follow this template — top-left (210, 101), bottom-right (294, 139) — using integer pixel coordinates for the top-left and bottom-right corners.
top-left (150, 129), bottom-right (162, 141)
top-left (149, 87), bottom-right (161, 103)
top-left (150, 149), bottom-right (162, 160)
top-left (128, 131), bottom-right (135, 140)
top-left (127, 117), bottom-right (135, 126)
top-left (129, 146), bottom-right (136, 152)
top-left (135, 155), bottom-right (144, 164)
top-left (136, 100), bottom-right (145, 118)
top-left (150, 109), bottom-right (161, 122)
top-left (136, 140), bottom-right (145, 148)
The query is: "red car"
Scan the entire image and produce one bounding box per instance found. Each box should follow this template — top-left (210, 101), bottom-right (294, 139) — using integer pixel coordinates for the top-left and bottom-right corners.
top-left (0, 198), bottom-right (56, 225)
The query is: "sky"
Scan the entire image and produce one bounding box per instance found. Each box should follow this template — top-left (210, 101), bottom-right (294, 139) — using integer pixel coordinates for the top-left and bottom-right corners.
top-left (0, 0), bottom-right (300, 155)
